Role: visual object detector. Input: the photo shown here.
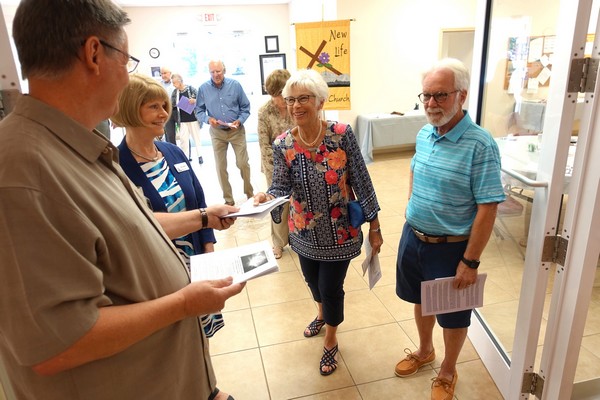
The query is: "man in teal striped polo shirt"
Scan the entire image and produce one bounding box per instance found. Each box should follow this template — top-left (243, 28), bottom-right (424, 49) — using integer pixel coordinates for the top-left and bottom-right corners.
top-left (394, 58), bottom-right (505, 400)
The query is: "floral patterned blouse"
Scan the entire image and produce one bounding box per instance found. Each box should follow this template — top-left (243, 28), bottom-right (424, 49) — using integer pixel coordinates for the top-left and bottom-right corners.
top-left (257, 100), bottom-right (294, 184)
top-left (268, 121), bottom-right (380, 261)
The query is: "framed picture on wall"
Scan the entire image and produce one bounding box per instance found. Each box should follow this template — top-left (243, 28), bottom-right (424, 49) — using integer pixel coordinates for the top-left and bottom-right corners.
top-left (259, 53), bottom-right (286, 95)
top-left (264, 35), bottom-right (279, 53)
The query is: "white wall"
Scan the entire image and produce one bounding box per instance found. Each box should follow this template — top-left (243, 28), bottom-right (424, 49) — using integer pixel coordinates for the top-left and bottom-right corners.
top-left (336, 0), bottom-right (478, 126)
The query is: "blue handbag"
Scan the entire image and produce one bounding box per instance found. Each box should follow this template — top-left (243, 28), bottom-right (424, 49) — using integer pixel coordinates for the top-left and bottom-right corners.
top-left (348, 200), bottom-right (365, 228)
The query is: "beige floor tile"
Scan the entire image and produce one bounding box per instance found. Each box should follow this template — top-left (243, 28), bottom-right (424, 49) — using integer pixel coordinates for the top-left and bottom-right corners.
top-left (339, 323), bottom-right (413, 384)
top-left (378, 214), bottom-right (406, 235)
top-left (252, 299), bottom-right (319, 346)
top-left (449, 359), bottom-right (503, 399)
top-left (378, 233), bottom-right (401, 258)
top-left (581, 333), bottom-right (600, 359)
top-left (261, 340), bottom-right (354, 400)
top-left (338, 288), bottom-right (395, 332)
top-left (373, 284), bottom-right (415, 322)
top-left (357, 371), bottom-right (437, 400)
top-left (574, 345), bottom-right (600, 382)
top-left (477, 300), bottom-right (520, 352)
top-left (211, 348), bottom-right (270, 400)
top-left (246, 269), bottom-right (311, 308)
top-left (273, 247), bottom-right (299, 273)
top-left (342, 263), bottom-right (369, 292)
top-left (209, 308), bottom-right (258, 356)
top-left (294, 386), bottom-right (362, 400)
top-left (583, 302), bottom-right (600, 336)
top-left (223, 286), bottom-right (250, 312)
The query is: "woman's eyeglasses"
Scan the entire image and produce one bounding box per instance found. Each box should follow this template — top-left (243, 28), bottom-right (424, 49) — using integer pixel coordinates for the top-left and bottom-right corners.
top-left (283, 95), bottom-right (316, 106)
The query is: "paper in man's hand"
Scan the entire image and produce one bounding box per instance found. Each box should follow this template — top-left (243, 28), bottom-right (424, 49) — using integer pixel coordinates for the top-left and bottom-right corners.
top-left (420, 274), bottom-right (487, 316)
top-left (191, 240), bottom-right (279, 284)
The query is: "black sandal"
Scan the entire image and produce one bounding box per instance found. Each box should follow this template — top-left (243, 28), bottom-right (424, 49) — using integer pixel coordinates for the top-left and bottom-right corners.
top-left (208, 388), bottom-right (234, 400)
top-left (320, 344), bottom-right (339, 376)
top-left (303, 317), bottom-right (326, 337)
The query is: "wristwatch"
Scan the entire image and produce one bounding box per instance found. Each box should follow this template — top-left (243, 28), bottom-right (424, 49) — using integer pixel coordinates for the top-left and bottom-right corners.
top-left (461, 257), bottom-right (480, 269)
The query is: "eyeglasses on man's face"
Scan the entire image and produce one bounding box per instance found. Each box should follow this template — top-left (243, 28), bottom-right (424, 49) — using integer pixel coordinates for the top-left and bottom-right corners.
top-left (417, 90), bottom-right (459, 104)
top-left (284, 95), bottom-right (316, 106)
top-left (99, 40), bottom-right (139, 73)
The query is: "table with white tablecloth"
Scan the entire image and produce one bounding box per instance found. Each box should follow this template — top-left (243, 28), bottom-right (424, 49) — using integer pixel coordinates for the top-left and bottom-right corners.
top-left (355, 112), bottom-right (427, 163)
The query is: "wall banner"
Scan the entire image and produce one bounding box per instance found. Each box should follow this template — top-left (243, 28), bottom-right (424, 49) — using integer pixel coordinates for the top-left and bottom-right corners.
top-left (295, 20), bottom-right (351, 110)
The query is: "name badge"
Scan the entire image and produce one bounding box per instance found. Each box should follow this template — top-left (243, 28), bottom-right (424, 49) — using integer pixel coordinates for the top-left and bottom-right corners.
top-left (174, 162), bottom-right (189, 172)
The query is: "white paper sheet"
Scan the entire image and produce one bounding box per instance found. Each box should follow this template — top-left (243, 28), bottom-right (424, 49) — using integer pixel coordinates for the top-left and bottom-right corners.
top-left (223, 196), bottom-right (289, 219)
top-left (191, 240), bottom-right (279, 284)
top-left (420, 273), bottom-right (487, 316)
top-left (361, 236), bottom-right (382, 289)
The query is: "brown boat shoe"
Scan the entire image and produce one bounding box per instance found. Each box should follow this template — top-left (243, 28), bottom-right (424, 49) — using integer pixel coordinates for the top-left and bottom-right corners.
top-left (431, 371), bottom-right (458, 400)
top-left (394, 348), bottom-right (436, 377)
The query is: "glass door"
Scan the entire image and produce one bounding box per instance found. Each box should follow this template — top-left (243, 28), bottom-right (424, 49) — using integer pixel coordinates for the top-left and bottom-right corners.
top-left (469, 0), bottom-right (600, 398)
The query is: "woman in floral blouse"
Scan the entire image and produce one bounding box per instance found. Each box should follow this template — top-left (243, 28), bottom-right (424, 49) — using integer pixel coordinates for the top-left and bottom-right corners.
top-left (257, 69), bottom-right (294, 259)
top-left (254, 69), bottom-right (383, 376)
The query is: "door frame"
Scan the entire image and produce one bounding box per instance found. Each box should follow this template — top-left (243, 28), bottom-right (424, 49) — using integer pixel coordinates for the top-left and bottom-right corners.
top-left (468, 0), bottom-right (600, 398)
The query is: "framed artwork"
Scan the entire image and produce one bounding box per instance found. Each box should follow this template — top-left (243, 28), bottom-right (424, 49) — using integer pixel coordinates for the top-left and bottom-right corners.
top-left (150, 66), bottom-right (161, 78)
top-left (259, 53), bottom-right (286, 95)
top-left (264, 35), bottom-right (279, 53)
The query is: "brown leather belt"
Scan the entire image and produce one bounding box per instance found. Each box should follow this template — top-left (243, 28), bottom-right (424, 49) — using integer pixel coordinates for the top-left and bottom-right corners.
top-left (410, 227), bottom-right (469, 244)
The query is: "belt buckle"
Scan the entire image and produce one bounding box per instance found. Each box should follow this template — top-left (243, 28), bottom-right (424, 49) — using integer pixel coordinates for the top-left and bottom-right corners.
top-left (413, 227), bottom-right (446, 244)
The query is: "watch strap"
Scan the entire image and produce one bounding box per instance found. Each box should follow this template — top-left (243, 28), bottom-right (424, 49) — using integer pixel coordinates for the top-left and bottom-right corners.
top-left (461, 256), bottom-right (480, 269)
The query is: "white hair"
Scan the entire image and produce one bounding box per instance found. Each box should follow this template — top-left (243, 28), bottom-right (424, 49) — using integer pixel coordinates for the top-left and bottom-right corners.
top-left (422, 58), bottom-right (470, 91)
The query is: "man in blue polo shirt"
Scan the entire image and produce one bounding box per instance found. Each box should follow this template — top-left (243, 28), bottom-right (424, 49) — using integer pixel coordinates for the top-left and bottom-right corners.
top-left (195, 60), bottom-right (254, 205)
top-left (394, 58), bottom-right (505, 400)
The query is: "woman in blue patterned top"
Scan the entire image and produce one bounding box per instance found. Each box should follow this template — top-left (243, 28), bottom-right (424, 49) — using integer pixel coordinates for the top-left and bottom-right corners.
top-left (113, 74), bottom-right (225, 338)
top-left (254, 69), bottom-right (383, 375)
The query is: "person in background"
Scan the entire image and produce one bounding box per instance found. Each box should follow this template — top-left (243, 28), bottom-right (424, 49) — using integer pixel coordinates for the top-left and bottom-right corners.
top-left (394, 58), bottom-right (505, 400)
top-left (160, 66), bottom-right (177, 144)
top-left (171, 73), bottom-right (204, 164)
top-left (195, 59), bottom-right (253, 205)
top-left (0, 1), bottom-right (241, 399)
top-left (257, 69), bottom-right (294, 259)
top-left (113, 74), bottom-right (224, 338)
top-left (253, 69), bottom-right (383, 376)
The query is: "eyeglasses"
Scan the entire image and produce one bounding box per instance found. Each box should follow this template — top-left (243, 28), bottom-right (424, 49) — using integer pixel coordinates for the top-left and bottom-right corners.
top-left (99, 40), bottom-right (139, 73)
top-left (284, 95), bottom-right (316, 106)
top-left (417, 90), bottom-right (459, 104)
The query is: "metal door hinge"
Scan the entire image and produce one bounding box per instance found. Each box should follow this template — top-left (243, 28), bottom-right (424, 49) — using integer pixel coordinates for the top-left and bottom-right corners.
top-left (542, 235), bottom-right (568, 266)
top-left (522, 372), bottom-right (544, 398)
top-left (568, 57), bottom-right (599, 93)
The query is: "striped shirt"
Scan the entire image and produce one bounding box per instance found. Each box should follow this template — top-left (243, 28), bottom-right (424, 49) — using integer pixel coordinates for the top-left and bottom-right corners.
top-left (406, 111), bottom-right (505, 236)
top-left (141, 157), bottom-right (224, 337)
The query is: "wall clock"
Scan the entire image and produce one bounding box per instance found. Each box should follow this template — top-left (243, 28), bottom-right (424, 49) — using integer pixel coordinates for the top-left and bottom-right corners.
top-left (149, 47), bottom-right (160, 59)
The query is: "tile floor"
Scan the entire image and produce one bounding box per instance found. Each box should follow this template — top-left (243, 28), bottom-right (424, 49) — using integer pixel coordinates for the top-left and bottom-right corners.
top-left (3, 136), bottom-right (598, 400)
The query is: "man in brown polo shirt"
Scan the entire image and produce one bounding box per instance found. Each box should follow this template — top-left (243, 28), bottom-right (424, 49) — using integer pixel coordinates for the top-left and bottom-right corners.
top-left (0, 1), bottom-right (242, 399)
